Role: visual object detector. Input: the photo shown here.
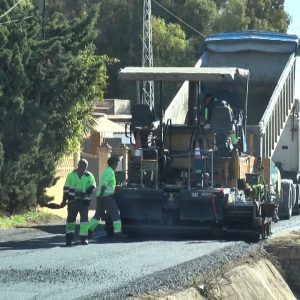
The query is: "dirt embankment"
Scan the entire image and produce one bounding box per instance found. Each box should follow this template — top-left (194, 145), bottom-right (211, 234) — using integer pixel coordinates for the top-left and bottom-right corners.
top-left (136, 257), bottom-right (295, 300)
top-left (136, 232), bottom-right (300, 300)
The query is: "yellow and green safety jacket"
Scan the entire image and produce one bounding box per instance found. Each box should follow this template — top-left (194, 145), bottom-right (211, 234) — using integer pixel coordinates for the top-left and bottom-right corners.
top-left (63, 170), bottom-right (96, 204)
top-left (96, 166), bottom-right (116, 197)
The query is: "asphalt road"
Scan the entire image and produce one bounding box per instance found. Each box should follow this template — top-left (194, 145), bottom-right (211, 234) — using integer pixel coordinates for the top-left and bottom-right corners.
top-left (1, 216), bottom-right (300, 300)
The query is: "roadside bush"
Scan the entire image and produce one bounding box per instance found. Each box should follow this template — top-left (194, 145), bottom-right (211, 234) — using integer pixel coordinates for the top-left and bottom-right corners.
top-left (0, 1), bottom-right (109, 214)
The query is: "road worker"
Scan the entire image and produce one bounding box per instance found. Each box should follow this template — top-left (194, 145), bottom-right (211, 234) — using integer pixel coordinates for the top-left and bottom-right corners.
top-left (88, 155), bottom-right (122, 238)
top-left (201, 93), bottom-right (218, 124)
top-left (60, 159), bottom-right (96, 246)
top-left (202, 95), bottom-right (240, 149)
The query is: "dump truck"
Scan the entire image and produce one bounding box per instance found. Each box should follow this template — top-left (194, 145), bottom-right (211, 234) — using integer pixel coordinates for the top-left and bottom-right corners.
top-left (114, 31), bottom-right (300, 240)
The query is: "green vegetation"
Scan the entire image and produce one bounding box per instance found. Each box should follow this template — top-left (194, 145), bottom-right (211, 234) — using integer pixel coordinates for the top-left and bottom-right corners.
top-left (45, 0), bottom-right (290, 98)
top-left (0, 210), bottom-right (63, 229)
top-left (0, 1), bottom-right (111, 214)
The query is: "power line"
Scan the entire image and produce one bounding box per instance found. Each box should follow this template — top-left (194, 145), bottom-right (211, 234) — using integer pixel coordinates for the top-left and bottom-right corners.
top-left (152, 0), bottom-right (206, 38)
top-left (0, 0), bottom-right (24, 20)
top-left (0, 15), bottom-right (33, 25)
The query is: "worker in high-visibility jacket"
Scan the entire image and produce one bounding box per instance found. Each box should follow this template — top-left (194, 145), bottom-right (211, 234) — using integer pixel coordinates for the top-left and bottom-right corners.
top-left (201, 94), bottom-right (218, 124)
top-left (60, 159), bottom-right (96, 246)
top-left (201, 94), bottom-right (240, 147)
top-left (88, 155), bottom-right (121, 238)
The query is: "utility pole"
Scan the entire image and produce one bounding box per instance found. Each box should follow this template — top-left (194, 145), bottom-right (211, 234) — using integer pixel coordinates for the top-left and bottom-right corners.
top-left (39, 0), bottom-right (46, 38)
top-left (142, 0), bottom-right (154, 111)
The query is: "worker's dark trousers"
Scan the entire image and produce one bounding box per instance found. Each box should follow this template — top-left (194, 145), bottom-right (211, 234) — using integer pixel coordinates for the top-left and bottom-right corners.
top-left (66, 201), bottom-right (89, 241)
top-left (88, 196), bottom-right (121, 232)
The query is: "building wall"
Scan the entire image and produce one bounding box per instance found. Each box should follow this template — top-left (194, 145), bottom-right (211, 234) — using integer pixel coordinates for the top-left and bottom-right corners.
top-left (43, 153), bottom-right (79, 218)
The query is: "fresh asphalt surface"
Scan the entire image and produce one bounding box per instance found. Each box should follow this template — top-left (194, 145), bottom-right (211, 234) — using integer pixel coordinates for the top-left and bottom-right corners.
top-left (1, 216), bottom-right (300, 300)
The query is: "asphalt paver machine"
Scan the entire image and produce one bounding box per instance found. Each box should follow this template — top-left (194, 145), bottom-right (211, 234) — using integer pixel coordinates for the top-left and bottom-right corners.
top-left (115, 66), bottom-right (279, 240)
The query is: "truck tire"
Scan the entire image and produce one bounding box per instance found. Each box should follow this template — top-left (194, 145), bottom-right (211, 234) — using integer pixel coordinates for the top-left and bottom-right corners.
top-left (293, 184), bottom-right (300, 215)
top-left (278, 179), bottom-right (293, 220)
top-left (292, 184), bottom-right (296, 207)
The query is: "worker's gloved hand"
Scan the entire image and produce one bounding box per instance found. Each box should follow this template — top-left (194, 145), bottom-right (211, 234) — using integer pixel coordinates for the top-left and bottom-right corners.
top-left (204, 123), bottom-right (211, 130)
top-left (86, 186), bottom-right (96, 196)
top-left (60, 200), bottom-right (67, 208)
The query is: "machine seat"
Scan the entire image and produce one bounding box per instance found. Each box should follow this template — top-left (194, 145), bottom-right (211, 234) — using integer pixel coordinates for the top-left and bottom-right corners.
top-left (131, 104), bottom-right (154, 130)
top-left (210, 104), bottom-right (234, 134)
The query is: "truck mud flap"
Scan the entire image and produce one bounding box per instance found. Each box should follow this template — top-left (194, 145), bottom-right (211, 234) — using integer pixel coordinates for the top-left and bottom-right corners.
top-left (293, 184), bottom-right (300, 215)
top-left (278, 179), bottom-right (293, 219)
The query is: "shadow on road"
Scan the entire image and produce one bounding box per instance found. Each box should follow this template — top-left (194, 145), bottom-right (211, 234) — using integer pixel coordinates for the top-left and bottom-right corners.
top-left (91, 231), bottom-right (223, 245)
top-left (30, 223), bottom-right (66, 234)
top-left (0, 224), bottom-right (66, 251)
top-left (0, 224), bottom-right (108, 251)
top-left (0, 234), bottom-right (65, 251)
top-left (0, 223), bottom-right (254, 251)
top-left (90, 228), bottom-right (263, 245)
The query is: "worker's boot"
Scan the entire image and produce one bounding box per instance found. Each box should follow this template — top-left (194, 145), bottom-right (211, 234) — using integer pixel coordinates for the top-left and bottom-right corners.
top-left (66, 233), bottom-right (74, 247)
top-left (80, 236), bottom-right (89, 245)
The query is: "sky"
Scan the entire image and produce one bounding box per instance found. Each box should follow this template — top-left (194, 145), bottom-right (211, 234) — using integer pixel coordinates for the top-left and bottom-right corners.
top-left (285, 0), bottom-right (300, 36)
top-left (284, 0), bottom-right (300, 99)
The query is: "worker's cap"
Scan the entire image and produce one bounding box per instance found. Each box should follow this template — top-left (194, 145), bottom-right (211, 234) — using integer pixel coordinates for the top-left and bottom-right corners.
top-left (108, 155), bottom-right (119, 165)
top-left (78, 158), bottom-right (88, 167)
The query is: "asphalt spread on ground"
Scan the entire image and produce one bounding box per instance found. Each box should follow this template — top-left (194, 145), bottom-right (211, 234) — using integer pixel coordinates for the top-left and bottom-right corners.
top-left (1, 216), bottom-right (300, 300)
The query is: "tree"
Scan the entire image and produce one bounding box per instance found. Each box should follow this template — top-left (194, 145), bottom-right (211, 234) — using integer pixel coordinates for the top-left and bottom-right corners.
top-left (245, 0), bottom-right (289, 32)
top-left (0, 1), bottom-right (110, 214)
top-left (214, 0), bottom-right (249, 32)
top-left (44, 0), bottom-right (290, 101)
top-left (152, 17), bottom-right (192, 66)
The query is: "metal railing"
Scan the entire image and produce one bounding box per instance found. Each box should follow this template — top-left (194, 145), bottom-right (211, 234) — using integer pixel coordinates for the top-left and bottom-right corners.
top-left (259, 54), bottom-right (296, 158)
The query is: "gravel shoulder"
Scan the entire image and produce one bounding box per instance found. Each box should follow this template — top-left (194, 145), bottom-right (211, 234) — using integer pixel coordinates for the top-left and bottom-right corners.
top-left (84, 242), bottom-right (262, 299)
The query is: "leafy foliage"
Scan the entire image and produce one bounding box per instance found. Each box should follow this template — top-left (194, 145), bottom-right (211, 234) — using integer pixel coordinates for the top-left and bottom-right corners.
top-left (152, 17), bottom-right (193, 66)
top-left (214, 0), bottom-right (249, 32)
top-left (43, 0), bottom-right (290, 99)
top-left (0, 1), bottom-right (110, 214)
top-left (246, 0), bottom-right (289, 32)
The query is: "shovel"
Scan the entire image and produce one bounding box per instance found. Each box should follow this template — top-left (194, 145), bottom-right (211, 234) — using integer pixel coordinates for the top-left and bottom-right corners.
top-left (43, 203), bottom-right (64, 209)
top-left (43, 199), bottom-right (77, 209)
